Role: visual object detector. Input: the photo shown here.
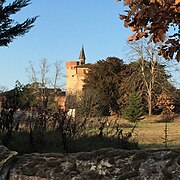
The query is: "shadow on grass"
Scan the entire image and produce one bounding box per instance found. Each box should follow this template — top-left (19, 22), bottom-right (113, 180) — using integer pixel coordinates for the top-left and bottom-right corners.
top-left (0, 131), bottom-right (139, 155)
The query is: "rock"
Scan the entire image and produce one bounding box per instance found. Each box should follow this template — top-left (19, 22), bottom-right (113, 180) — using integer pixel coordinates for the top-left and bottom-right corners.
top-left (0, 145), bottom-right (180, 179)
top-left (0, 145), bottom-right (18, 180)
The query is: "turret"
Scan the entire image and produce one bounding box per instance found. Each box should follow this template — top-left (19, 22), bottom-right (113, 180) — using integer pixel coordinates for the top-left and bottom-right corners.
top-left (78, 45), bottom-right (86, 65)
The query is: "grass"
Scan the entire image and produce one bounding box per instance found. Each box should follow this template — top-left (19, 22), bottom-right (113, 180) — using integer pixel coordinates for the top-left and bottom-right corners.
top-left (0, 115), bottom-right (180, 154)
top-left (125, 115), bottom-right (180, 149)
top-left (0, 131), bottom-right (137, 155)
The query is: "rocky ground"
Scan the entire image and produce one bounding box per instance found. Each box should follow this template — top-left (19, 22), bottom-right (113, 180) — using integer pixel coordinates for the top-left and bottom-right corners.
top-left (0, 144), bottom-right (180, 180)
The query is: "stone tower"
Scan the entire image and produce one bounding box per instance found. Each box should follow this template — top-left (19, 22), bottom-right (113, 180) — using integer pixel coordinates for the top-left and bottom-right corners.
top-left (66, 46), bottom-right (89, 97)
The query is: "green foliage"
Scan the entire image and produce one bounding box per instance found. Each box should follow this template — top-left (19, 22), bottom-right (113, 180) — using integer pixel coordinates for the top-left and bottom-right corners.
top-left (122, 91), bottom-right (144, 122)
top-left (119, 61), bottom-right (176, 114)
top-left (76, 89), bottom-right (104, 118)
top-left (174, 89), bottom-right (180, 113)
top-left (12, 83), bottom-right (41, 110)
top-left (1, 80), bottom-right (23, 110)
top-left (82, 56), bottom-right (175, 116)
top-left (1, 81), bottom-right (60, 112)
top-left (83, 57), bottom-right (125, 116)
top-left (0, 0), bottom-right (37, 46)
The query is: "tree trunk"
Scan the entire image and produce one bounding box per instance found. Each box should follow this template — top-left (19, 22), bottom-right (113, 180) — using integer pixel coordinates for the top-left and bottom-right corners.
top-left (147, 91), bottom-right (152, 116)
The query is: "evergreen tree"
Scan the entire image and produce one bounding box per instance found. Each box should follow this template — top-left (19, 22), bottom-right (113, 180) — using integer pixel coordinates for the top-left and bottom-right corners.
top-left (0, 0), bottom-right (37, 46)
top-left (122, 91), bottom-right (144, 123)
top-left (83, 57), bottom-right (125, 116)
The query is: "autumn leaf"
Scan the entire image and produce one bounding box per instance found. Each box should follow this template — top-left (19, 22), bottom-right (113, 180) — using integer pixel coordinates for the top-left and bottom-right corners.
top-left (158, 29), bottom-right (166, 42)
top-left (165, 39), bottom-right (174, 44)
top-left (124, 0), bottom-right (132, 6)
top-left (118, 0), bottom-right (180, 60)
top-left (137, 32), bottom-right (147, 38)
top-left (119, 15), bottom-right (126, 20)
top-left (124, 20), bottom-right (129, 27)
top-left (153, 34), bottom-right (160, 43)
top-left (128, 34), bottom-right (137, 41)
top-left (129, 26), bottom-right (138, 32)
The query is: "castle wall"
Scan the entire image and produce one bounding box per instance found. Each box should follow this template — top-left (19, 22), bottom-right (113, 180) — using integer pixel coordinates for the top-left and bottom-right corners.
top-left (66, 61), bottom-right (87, 97)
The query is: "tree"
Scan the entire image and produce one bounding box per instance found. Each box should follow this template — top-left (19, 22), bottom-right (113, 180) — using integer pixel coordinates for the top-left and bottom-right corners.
top-left (174, 89), bottom-right (180, 113)
top-left (117, 0), bottom-right (180, 61)
top-left (122, 90), bottom-right (144, 122)
top-left (25, 59), bottom-right (64, 109)
top-left (83, 57), bottom-right (125, 116)
top-left (1, 80), bottom-right (23, 110)
top-left (82, 55), bottom-right (174, 116)
top-left (26, 59), bottom-right (63, 91)
top-left (39, 59), bottom-right (49, 103)
top-left (76, 88), bottom-right (103, 118)
top-left (127, 40), bottom-right (172, 116)
top-left (18, 83), bottom-right (41, 109)
top-left (118, 61), bottom-right (146, 111)
top-left (50, 61), bottom-right (63, 92)
top-left (0, 85), bottom-right (8, 93)
top-left (119, 58), bottom-right (175, 115)
top-left (157, 93), bottom-right (175, 147)
top-left (0, 0), bottom-right (37, 46)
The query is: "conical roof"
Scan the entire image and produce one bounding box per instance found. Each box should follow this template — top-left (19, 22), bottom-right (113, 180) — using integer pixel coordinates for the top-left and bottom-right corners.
top-left (78, 45), bottom-right (86, 64)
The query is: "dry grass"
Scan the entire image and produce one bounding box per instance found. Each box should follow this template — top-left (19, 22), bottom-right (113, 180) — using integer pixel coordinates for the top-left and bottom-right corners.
top-left (125, 115), bottom-right (180, 149)
top-left (105, 115), bottom-right (180, 149)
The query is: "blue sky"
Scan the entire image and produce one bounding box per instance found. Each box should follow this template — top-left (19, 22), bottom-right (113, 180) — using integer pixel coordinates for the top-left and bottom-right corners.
top-left (0, 0), bottom-right (179, 89)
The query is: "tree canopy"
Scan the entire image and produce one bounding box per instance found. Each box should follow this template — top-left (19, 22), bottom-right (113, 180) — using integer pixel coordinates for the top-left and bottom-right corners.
top-left (117, 0), bottom-right (180, 61)
top-left (121, 60), bottom-right (176, 114)
top-left (83, 57), bottom-right (125, 116)
top-left (0, 0), bottom-right (37, 46)
top-left (82, 56), bottom-right (176, 117)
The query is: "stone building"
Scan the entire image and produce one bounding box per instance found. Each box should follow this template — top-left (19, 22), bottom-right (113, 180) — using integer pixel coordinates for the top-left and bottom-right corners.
top-left (66, 46), bottom-right (90, 98)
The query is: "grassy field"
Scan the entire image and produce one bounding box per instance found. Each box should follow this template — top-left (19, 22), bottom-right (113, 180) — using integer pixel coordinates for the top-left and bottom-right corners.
top-left (0, 115), bottom-right (179, 154)
top-left (124, 115), bottom-right (180, 149)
